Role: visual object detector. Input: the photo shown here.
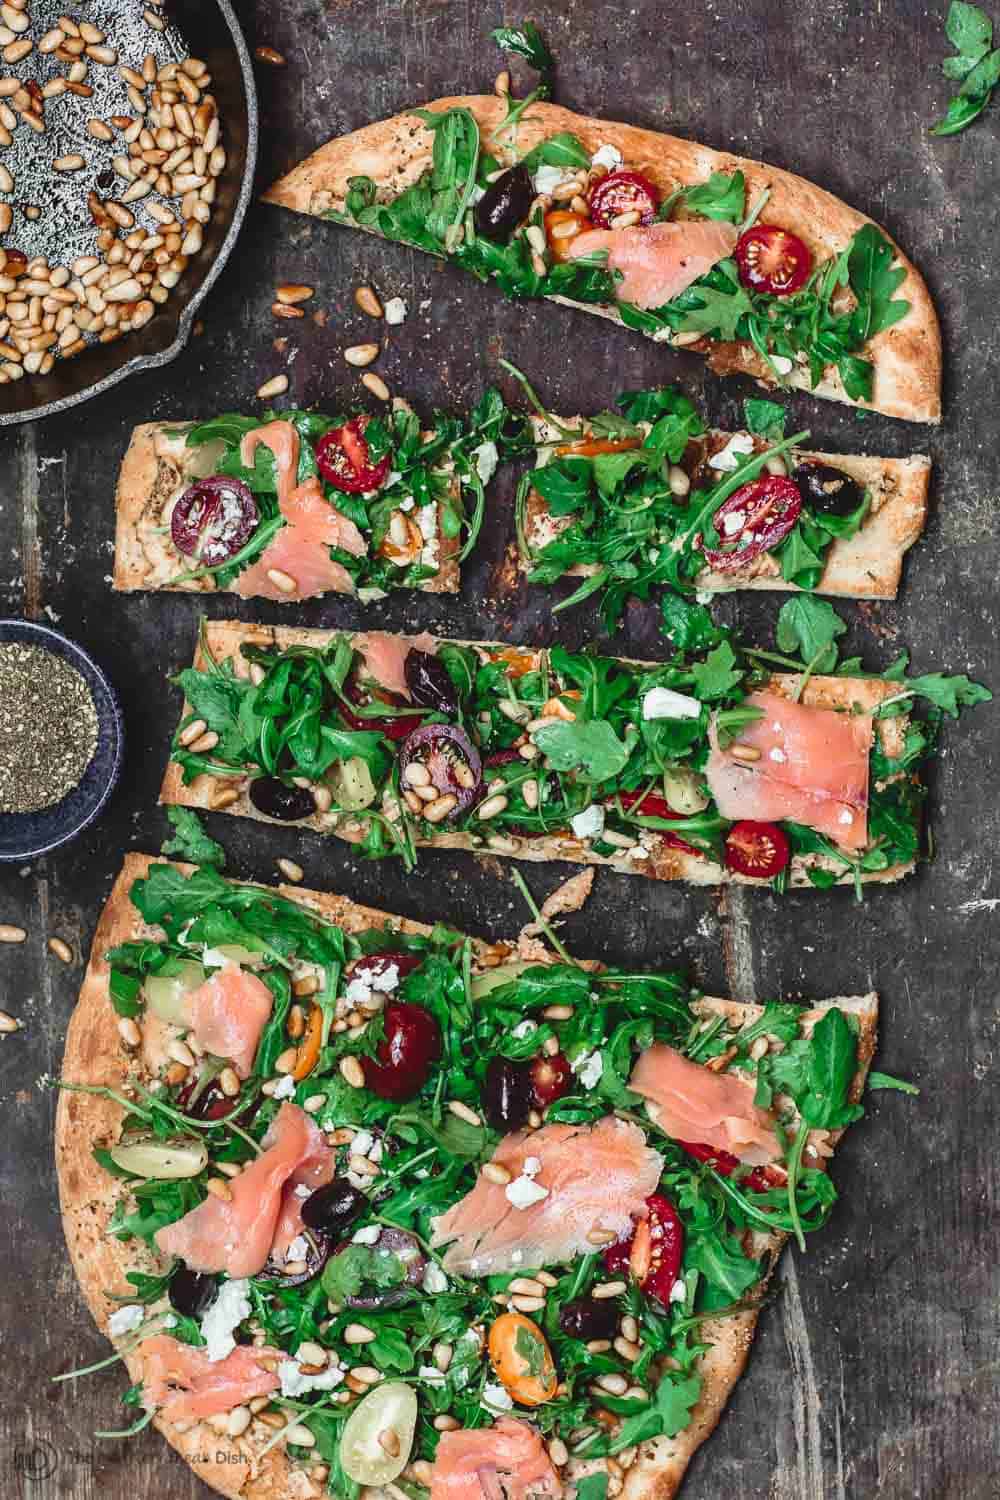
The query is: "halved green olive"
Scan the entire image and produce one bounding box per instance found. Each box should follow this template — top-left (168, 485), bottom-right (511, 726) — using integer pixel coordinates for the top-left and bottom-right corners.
top-left (470, 961), bottom-right (531, 1000)
top-left (143, 960), bottom-right (206, 1026)
top-left (662, 767), bottom-right (709, 816)
top-left (338, 1381), bottom-right (418, 1485)
top-left (109, 1135), bottom-right (209, 1179)
top-left (329, 757), bottom-right (377, 811)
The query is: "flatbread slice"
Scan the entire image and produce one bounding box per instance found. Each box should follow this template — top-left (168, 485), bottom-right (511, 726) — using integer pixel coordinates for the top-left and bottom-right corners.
top-left (160, 621), bottom-right (917, 889)
top-left (264, 96), bottom-right (942, 425)
top-left (56, 854), bottom-right (879, 1500)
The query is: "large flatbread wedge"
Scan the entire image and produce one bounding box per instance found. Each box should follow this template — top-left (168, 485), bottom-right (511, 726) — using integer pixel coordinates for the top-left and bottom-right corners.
top-left (160, 621), bottom-right (916, 889)
top-left (525, 416), bottom-right (931, 600)
top-left (263, 96), bottom-right (942, 425)
top-left (112, 422), bottom-right (460, 597)
top-left (56, 853), bottom-right (879, 1500)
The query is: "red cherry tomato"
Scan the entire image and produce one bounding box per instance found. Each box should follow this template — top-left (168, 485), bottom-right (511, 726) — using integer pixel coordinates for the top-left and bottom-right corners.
top-left (615, 789), bottom-right (700, 857)
top-left (678, 1140), bottom-right (775, 1194)
top-left (362, 1001), bottom-right (442, 1101)
top-left (702, 476), bottom-right (802, 572)
top-left (316, 416), bottom-right (392, 495)
top-left (170, 476), bottom-right (258, 564)
top-left (530, 1051), bottom-right (572, 1109)
top-left (602, 1193), bottom-right (684, 1306)
top-left (588, 170), bottom-right (660, 229)
top-left (724, 820), bottom-right (791, 879)
top-left (735, 225), bottom-right (812, 296)
top-left (338, 680), bottom-right (422, 742)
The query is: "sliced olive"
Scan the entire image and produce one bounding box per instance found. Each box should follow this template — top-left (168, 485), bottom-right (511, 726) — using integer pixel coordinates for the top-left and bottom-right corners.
top-left (558, 1296), bottom-right (620, 1341)
top-left (328, 756), bottom-right (377, 811)
top-left (143, 959), bottom-right (206, 1025)
top-left (482, 1055), bottom-right (533, 1133)
top-left (109, 1135), bottom-right (209, 1179)
top-left (470, 961), bottom-right (530, 999)
top-left (474, 163), bottom-right (535, 244)
top-left (248, 776), bottom-right (316, 822)
top-left (301, 1178), bottom-right (367, 1236)
top-left (661, 767), bottom-right (709, 816)
top-left (169, 1266), bottom-right (219, 1318)
top-left (339, 1381), bottom-right (418, 1485)
top-left (791, 461), bottom-right (864, 517)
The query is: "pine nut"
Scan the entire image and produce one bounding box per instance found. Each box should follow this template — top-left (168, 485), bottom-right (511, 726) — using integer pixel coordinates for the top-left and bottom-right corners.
top-left (344, 342), bottom-right (379, 367)
top-left (257, 373), bottom-right (288, 400)
top-left (219, 1066), bottom-right (240, 1097)
top-left (481, 1162), bottom-right (512, 1186)
top-left (542, 1004), bottom-right (574, 1020)
top-left (525, 224), bottom-right (547, 255)
top-left (227, 1406), bottom-right (251, 1437)
top-left (494, 69), bottom-right (511, 96)
top-left (277, 857), bottom-right (304, 883)
top-left (510, 1294), bottom-right (546, 1313)
top-left (592, 1279), bottom-right (627, 1298)
top-left (536, 1271), bottom-right (558, 1288)
top-left (668, 464), bottom-right (691, 497)
top-left (340, 1055), bottom-right (365, 1089)
top-left (274, 1046), bottom-right (298, 1075)
top-left (168, 1039), bottom-right (195, 1067)
top-left (585, 1339), bottom-right (611, 1354)
top-left (448, 1099), bottom-right (481, 1126)
top-left (354, 284), bottom-right (383, 317)
top-left (548, 1438), bottom-right (569, 1466)
top-left (522, 778), bottom-right (539, 809)
top-left (672, 330), bottom-right (703, 348)
top-left (313, 785), bottom-right (333, 813)
top-left (434, 1414), bottom-right (460, 1431)
top-left (476, 794), bottom-right (508, 820)
top-left (293, 974), bottom-right (321, 998)
top-left (39, 27), bottom-right (65, 52)
top-left (178, 717), bottom-right (207, 747)
top-left (610, 209), bottom-right (641, 229)
top-left (255, 45), bottom-right (286, 65)
top-left (211, 786), bottom-right (239, 811)
top-left (403, 761), bottom-right (431, 788)
top-left (277, 283), bottom-right (314, 305)
top-left (361, 372), bottom-right (390, 401)
top-left (285, 1423), bottom-right (316, 1446)
top-left (549, 218), bottom-right (582, 241)
top-left (730, 743), bottom-right (762, 762)
top-left (117, 1016), bottom-right (141, 1047)
top-left (303, 1094), bottom-right (325, 1113)
top-left (422, 793), bottom-right (457, 823)
top-left (265, 567), bottom-right (297, 595)
top-left (48, 937), bottom-right (73, 964)
top-left (205, 1177), bottom-right (233, 1202)
top-left (0, 923), bottom-right (25, 943)
top-left (765, 454), bottom-right (787, 476)
top-left (188, 730), bottom-right (219, 754)
top-left (432, 1341), bottom-right (454, 1372)
top-left (615, 1336), bottom-right (642, 1360)
top-left (143, 9), bottom-right (167, 32)
top-left (621, 1314), bottom-right (639, 1342)
top-left (595, 1373), bottom-right (629, 1395)
top-left (343, 1323), bottom-right (376, 1344)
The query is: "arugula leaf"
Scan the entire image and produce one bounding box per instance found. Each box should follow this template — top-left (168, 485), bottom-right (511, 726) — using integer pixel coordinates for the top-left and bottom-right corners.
top-left (660, 595), bottom-right (725, 651)
top-left (743, 398), bottom-right (786, 439)
top-left (491, 20), bottom-right (554, 83)
top-left (520, 132), bottom-right (590, 172)
top-left (667, 170), bottom-right (746, 223)
top-left (691, 642), bottom-right (743, 701)
top-left (666, 276), bottom-right (753, 340)
top-left (947, 0), bottom-right (993, 57)
top-left (531, 719), bottom-right (632, 780)
top-left (867, 1070), bottom-right (920, 1095)
top-left (161, 808), bottom-right (226, 870)
top-left (798, 1009), bottom-right (864, 1129)
top-left (686, 1226), bottom-right (762, 1299)
top-left (609, 1371), bottom-right (703, 1450)
top-left (321, 1244), bottom-right (406, 1305)
top-left (775, 596), bottom-right (847, 672)
top-left (899, 672), bottom-right (993, 716)
top-left (573, 1476), bottom-right (610, 1500)
top-left (532, 456), bottom-right (594, 514)
top-left (932, 2), bottom-right (998, 133)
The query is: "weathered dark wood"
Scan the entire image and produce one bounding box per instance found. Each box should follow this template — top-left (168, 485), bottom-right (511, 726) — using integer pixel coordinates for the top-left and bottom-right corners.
top-left (0, 0), bottom-right (997, 1496)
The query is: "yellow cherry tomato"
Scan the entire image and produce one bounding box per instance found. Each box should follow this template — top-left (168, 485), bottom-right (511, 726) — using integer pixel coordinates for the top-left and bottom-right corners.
top-left (488, 1312), bottom-right (558, 1406)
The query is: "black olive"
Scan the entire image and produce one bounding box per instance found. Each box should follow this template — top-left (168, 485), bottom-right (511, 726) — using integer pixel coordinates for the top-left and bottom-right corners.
top-left (168, 1266), bottom-right (219, 1319)
top-left (791, 462), bottom-right (864, 518)
top-left (301, 1178), bottom-right (367, 1236)
top-left (405, 649), bottom-right (459, 716)
top-left (248, 776), bottom-right (316, 822)
top-left (482, 1055), bottom-right (533, 1132)
top-left (474, 163), bottom-right (535, 244)
top-left (558, 1296), bottom-right (621, 1342)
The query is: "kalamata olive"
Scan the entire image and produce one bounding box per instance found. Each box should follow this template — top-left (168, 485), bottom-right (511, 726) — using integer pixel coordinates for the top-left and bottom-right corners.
top-left (248, 776), bottom-right (316, 822)
top-left (343, 1226), bottom-right (427, 1308)
top-left (474, 163), bottom-right (535, 244)
top-left (362, 1001), bottom-right (442, 1101)
top-left (404, 649), bottom-right (460, 715)
top-left (791, 461), bottom-right (864, 517)
top-left (398, 723), bottom-right (483, 818)
top-left (530, 1051), bottom-right (572, 1109)
top-left (345, 951), bottom-right (424, 991)
top-left (169, 1266), bottom-right (219, 1319)
top-left (558, 1296), bottom-right (620, 1342)
top-left (301, 1177), bottom-right (368, 1236)
top-left (170, 476), bottom-right (258, 563)
top-left (261, 1230), bottom-right (331, 1286)
top-left (483, 1055), bottom-right (533, 1132)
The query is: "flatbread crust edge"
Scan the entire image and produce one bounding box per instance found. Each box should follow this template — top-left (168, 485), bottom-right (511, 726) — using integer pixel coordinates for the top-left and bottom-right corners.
top-left (159, 621), bottom-right (916, 889)
top-left (56, 853), bottom-right (878, 1500)
top-left (262, 96), bottom-right (942, 426)
top-left (524, 429), bottom-right (931, 601)
top-left (112, 421), bottom-right (460, 598)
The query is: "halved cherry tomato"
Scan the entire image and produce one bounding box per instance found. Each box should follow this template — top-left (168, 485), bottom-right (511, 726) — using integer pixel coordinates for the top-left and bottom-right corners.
top-left (488, 1312), bottom-right (558, 1406)
top-left (602, 1193), bottom-right (684, 1306)
top-left (530, 1051), bottom-right (572, 1109)
top-left (293, 1002), bottom-right (324, 1081)
top-left (702, 476), bottom-right (802, 572)
top-left (734, 225), bottom-right (812, 296)
top-left (544, 208), bottom-right (591, 261)
top-left (724, 820), bottom-right (791, 879)
top-left (316, 416), bottom-right (391, 494)
top-left (678, 1140), bottom-right (778, 1194)
top-left (588, 170), bottom-right (660, 228)
top-left (616, 789), bottom-right (700, 857)
top-left (338, 680), bottom-right (421, 742)
top-left (362, 1000), bottom-right (442, 1101)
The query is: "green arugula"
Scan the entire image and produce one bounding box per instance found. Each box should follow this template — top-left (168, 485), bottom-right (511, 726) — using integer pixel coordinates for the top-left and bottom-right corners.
top-left (531, 719), bottom-right (633, 780)
top-left (161, 807), bottom-right (226, 870)
top-left (775, 595), bottom-right (848, 673)
top-left (932, 1), bottom-right (999, 133)
top-left (743, 397), bottom-right (787, 439)
top-left (491, 20), bottom-right (554, 88)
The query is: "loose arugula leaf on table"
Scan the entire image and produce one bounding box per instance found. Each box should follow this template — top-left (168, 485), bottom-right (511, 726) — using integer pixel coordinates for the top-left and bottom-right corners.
top-left (691, 642), bottom-right (744, 700)
top-left (775, 595), bottom-right (848, 672)
top-left (161, 808), bottom-right (226, 870)
top-left (931, 1), bottom-right (999, 133)
top-left (743, 398), bottom-right (787, 439)
top-left (491, 20), bottom-right (554, 86)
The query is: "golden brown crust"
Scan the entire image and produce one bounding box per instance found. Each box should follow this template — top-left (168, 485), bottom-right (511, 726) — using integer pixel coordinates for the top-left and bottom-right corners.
top-left (159, 621), bottom-right (916, 888)
top-left (112, 421), bottom-right (460, 598)
top-left (264, 97), bottom-right (942, 425)
top-left (57, 856), bottom-right (877, 1500)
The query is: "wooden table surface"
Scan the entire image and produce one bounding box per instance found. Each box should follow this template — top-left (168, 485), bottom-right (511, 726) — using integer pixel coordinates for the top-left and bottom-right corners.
top-left (0, 0), bottom-right (996, 1495)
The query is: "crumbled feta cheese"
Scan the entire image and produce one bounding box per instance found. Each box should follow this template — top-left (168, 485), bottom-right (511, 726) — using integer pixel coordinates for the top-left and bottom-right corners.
top-left (571, 804), bottom-right (605, 841)
top-left (162, 1314), bottom-right (177, 1329)
top-left (352, 1224), bottom-right (382, 1246)
top-left (629, 845), bottom-right (649, 860)
top-left (695, 590), bottom-right (714, 605)
top-left (108, 1304), bottom-right (145, 1338)
top-left (358, 586), bottom-right (389, 604)
top-left (669, 1277), bottom-right (687, 1304)
top-left (418, 502), bottom-right (439, 569)
top-left (285, 1235), bottom-right (309, 1264)
top-left (419, 1363), bottom-right (447, 1386)
top-left (345, 976), bottom-right (374, 1006)
top-left (279, 1358), bottom-right (345, 1398)
top-left (474, 439), bottom-right (499, 486)
top-left (351, 1129), bottom-right (375, 1158)
top-left (533, 164), bottom-right (566, 196)
top-left (399, 495), bottom-right (415, 512)
top-left (771, 354), bottom-right (794, 376)
top-left (201, 947), bottom-right (232, 969)
top-left (708, 434), bottom-right (756, 472)
top-left (423, 1260), bottom-right (449, 1293)
top-left (511, 1250), bottom-right (523, 1264)
top-left (839, 809), bottom-right (854, 825)
top-left (371, 964), bottom-right (400, 994)
top-left (470, 184), bottom-right (485, 205)
top-left (591, 143), bottom-right (623, 172)
top-left (721, 509), bottom-right (746, 536)
top-left (769, 747), bottom-right (787, 763)
top-left (386, 470), bottom-right (402, 487)
top-left (523, 1156), bottom-right (542, 1178)
top-left (642, 687), bottom-right (702, 721)
top-left (384, 297), bottom-right (408, 325)
top-left (201, 1279), bottom-right (251, 1363)
top-left (505, 1174), bottom-right (550, 1209)
top-left (294, 1183), bottom-right (312, 1199)
top-left (511, 1019), bottom-right (538, 1040)
top-left (272, 1074), bottom-right (297, 1101)
top-left (573, 1050), bottom-right (604, 1090)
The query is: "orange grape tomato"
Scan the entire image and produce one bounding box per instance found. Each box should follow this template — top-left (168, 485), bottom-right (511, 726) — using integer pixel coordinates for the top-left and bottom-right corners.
top-left (293, 1002), bottom-right (324, 1081)
top-left (544, 209), bottom-right (591, 261)
top-left (488, 1312), bottom-right (558, 1406)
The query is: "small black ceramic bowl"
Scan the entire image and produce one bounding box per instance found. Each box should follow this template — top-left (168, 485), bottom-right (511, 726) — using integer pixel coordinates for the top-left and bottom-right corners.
top-left (0, 620), bottom-right (123, 861)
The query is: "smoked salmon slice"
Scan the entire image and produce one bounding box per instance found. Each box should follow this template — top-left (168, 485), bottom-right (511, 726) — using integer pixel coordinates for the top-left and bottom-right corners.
top-left (629, 1044), bottom-right (780, 1164)
top-left (430, 1117), bottom-right (663, 1275)
top-left (155, 1102), bottom-right (333, 1276)
top-left (360, 631), bottom-right (439, 697)
top-left (430, 1418), bottom-right (562, 1500)
top-left (234, 526), bottom-right (356, 602)
top-left (568, 220), bottom-right (738, 310)
top-left (270, 1115), bottom-right (337, 1262)
top-left (279, 475), bottom-right (367, 555)
top-left (241, 420), bottom-right (300, 507)
top-left (138, 1335), bottom-right (280, 1422)
top-left (706, 691), bottom-right (873, 851)
top-left (182, 964), bottom-right (273, 1080)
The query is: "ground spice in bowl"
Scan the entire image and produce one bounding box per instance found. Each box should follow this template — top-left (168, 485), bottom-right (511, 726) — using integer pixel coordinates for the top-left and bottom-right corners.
top-left (0, 641), bottom-right (99, 812)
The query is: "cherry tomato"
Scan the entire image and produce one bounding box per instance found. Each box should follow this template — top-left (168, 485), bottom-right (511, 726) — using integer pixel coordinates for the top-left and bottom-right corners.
top-left (588, 170), bottom-right (660, 229)
top-left (602, 1193), bottom-right (684, 1306)
top-left (735, 225), bottom-right (812, 296)
top-left (170, 476), bottom-right (258, 564)
top-left (530, 1051), bottom-right (572, 1109)
top-left (338, 680), bottom-right (421, 742)
top-left (544, 208), bottom-right (591, 261)
top-left (678, 1139), bottom-right (776, 1194)
top-left (488, 1312), bottom-right (558, 1406)
top-left (378, 510), bottom-right (423, 567)
top-left (702, 476), bottom-right (802, 572)
top-left (361, 1001), bottom-right (442, 1101)
top-left (316, 416), bottom-right (391, 495)
top-left (616, 789), bottom-right (700, 856)
top-left (724, 820), bottom-right (791, 879)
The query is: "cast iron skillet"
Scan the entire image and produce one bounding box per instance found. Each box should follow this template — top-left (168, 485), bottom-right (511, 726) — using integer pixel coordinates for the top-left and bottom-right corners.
top-left (0, 0), bottom-right (258, 427)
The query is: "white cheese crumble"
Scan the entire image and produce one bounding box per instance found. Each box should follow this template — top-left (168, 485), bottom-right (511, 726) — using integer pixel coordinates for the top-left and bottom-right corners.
top-left (571, 804), bottom-right (605, 841)
top-left (351, 1129), bottom-right (374, 1158)
top-left (771, 354), bottom-right (794, 375)
top-left (505, 1174), bottom-right (550, 1209)
top-left (511, 1019), bottom-right (538, 1040)
top-left (591, 143), bottom-right (623, 172)
top-left (721, 509), bottom-right (746, 536)
top-left (642, 686), bottom-right (702, 721)
top-left (272, 1074), bottom-right (297, 1101)
top-left (839, 809), bottom-right (854, 825)
top-left (423, 1261), bottom-right (449, 1294)
top-left (474, 439), bottom-right (499, 486)
top-left (419, 1363), bottom-right (447, 1386)
top-left (418, 502), bottom-right (439, 569)
top-left (572, 1050), bottom-right (604, 1090)
top-left (523, 1156), bottom-right (541, 1178)
top-left (669, 1277), bottom-right (687, 1304)
top-left (532, 163), bottom-right (566, 196)
top-left (108, 1304), bottom-right (144, 1337)
top-left (279, 1358), bottom-right (345, 1398)
top-left (352, 1224), bottom-right (382, 1246)
top-left (482, 1382), bottom-right (514, 1412)
top-left (769, 747), bottom-right (787, 763)
top-left (384, 297), bottom-right (408, 325)
top-left (201, 946), bottom-right (232, 968)
top-left (358, 586), bottom-right (389, 603)
top-left (285, 1235), bottom-right (309, 1263)
top-left (708, 434), bottom-right (756, 472)
top-left (201, 1279), bottom-right (252, 1363)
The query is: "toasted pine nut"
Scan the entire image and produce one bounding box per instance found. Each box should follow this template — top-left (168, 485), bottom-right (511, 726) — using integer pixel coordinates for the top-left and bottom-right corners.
top-left (481, 1162), bottom-right (512, 1186)
top-left (434, 1413), bottom-right (460, 1431)
top-left (422, 793), bottom-right (457, 823)
top-left (354, 284), bottom-right (383, 317)
top-left (117, 1016), bottom-right (141, 1046)
top-left (730, 743), bottom-right (762, 762)
top-left (542, 1004), bottom-right (574, 1020)
top-left (178, 717), bottom-right (207, 747)
top-left (276, 283), bottom-right (314, 305)
top-left (511, 1294), bottom-right (546, 1312)
top-left (277, 857), bottom-right (304, 883)
top-left (274, 1046), bottom-right (298, 1075)
top-left (448, 1099), bottom-right (481, 1126)
top-left (344, 342), bottom-right (379, 367)
top-left (494, 69), bottom-right (510, 96)
top-left (257, 373), bottom-right (288, 400)
top-left (265, 567), bottom-right (297, 595)
top-left (48, 937), bottom-right (73, 964)
top-left (610, 209), bottom-right (641, 230)
top-left (592, 1279), bottom-right (627, 1298)
top-left (361, 372), bottom-right (390, 402)
top-left (218, 1066), bottom-right (240, 1097)
top-left (206, 1176), bottom-right (233, 1202)
top-left (476, 794), bottom-right (508, 820)
top-left (343, 1322), bottom-right (376, 1344)
top-left (254, 44), bottom-right (286, 65)
top-left (340, 1055), bottom-right (365, 1089)
top-left (0, 924), bottom-right (26, 943)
